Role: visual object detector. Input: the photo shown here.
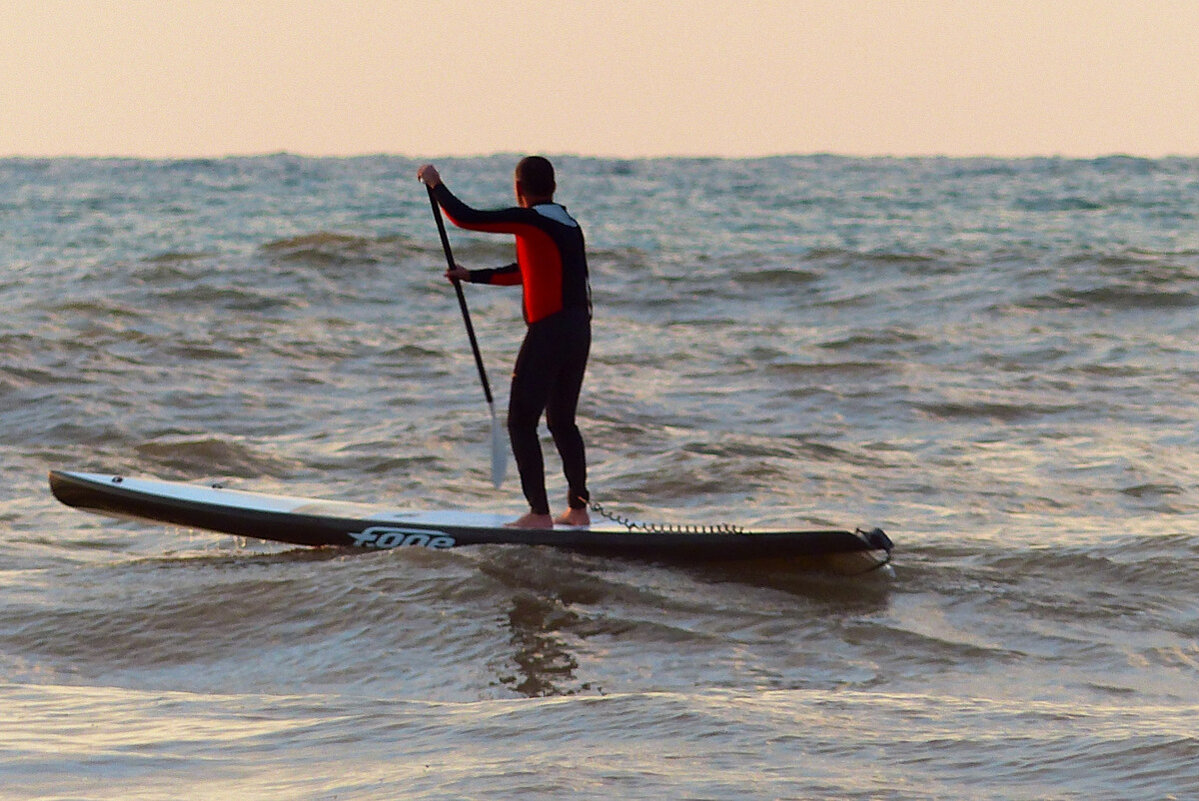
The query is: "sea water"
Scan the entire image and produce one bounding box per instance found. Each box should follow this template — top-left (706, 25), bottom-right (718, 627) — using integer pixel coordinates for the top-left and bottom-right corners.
top-left (1, 155), bottom-right (1197, 799)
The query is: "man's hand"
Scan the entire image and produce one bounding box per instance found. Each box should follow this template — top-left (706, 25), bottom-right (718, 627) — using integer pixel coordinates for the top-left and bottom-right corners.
top-left (417, 164), bottom-right (442, 187)
top-left (445, 265), bottom-right (470, 283)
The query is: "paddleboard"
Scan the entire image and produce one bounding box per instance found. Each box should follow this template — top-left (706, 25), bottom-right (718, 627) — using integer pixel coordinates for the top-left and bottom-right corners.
top-left (48, 471), bottom-right (893, 572)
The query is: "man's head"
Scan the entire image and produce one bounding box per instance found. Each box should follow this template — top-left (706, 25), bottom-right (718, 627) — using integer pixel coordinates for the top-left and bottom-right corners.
top-left (515, 156), bottom-right (555, 206)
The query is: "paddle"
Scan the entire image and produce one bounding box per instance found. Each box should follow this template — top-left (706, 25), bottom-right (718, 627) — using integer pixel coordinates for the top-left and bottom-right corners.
top-left (425, 184), bottom-right (508, 488)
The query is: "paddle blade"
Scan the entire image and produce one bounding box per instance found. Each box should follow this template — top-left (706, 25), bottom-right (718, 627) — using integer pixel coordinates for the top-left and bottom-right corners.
top-left (488, 403), bottom-right (508, 488)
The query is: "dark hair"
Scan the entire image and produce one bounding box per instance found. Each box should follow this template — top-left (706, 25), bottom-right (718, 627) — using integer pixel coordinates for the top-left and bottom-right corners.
top-left (516, 156), bottom-right (555, 198)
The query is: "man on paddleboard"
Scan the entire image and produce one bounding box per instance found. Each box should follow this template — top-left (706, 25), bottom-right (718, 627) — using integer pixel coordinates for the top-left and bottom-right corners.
top-left (418, 158), bottom-right (592, 529)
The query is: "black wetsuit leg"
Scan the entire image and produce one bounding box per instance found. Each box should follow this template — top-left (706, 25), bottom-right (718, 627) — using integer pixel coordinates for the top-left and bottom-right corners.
top-left (507, 308), bottom-right (591, 516)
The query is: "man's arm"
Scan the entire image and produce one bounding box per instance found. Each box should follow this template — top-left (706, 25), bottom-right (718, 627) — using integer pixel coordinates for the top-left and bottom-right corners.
top-left (419, 164), bottom-right (524, 286)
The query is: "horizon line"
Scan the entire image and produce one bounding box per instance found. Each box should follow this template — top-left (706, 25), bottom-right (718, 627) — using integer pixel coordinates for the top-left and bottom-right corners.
top-left (3, 149), bottom-right (1195, 162)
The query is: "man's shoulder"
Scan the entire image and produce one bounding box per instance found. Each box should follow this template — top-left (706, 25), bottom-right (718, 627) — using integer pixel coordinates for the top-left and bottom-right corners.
top-left (531, 203), bottom-right (580, 229)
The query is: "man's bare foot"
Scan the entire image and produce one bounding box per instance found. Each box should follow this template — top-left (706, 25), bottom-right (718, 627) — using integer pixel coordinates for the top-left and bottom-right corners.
top-left (505, 512), bottom-right (554, 529)
top-left (555, 508), bottom-right (590, 527)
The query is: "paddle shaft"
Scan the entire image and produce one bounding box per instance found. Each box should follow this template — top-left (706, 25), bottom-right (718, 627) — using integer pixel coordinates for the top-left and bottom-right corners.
top-left (426, 185), bottom-right (496, 407)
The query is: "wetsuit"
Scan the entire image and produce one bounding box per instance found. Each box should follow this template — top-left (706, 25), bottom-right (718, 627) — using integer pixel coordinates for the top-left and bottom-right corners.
top-left (431, 184), bottom-right (591, 516)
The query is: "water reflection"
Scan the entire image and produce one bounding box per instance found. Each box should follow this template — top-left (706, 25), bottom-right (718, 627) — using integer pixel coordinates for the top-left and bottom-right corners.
top-left (487, 550), bottom-right (894, 698)
top-left (496, 592), bottom-right (588, 698)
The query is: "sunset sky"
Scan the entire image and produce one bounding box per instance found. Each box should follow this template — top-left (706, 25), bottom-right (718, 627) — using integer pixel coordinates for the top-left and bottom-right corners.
top-left (3, 0), bottom-right (1196, 158)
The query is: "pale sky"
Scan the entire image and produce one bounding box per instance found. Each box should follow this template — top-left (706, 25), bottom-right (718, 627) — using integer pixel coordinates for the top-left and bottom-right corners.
top-left (3, 0), bottom-right (1197, 158)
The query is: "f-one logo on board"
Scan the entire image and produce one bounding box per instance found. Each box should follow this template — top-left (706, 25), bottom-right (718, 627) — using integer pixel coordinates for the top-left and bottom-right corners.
top-left (347, 526), bottom-right (456, 549)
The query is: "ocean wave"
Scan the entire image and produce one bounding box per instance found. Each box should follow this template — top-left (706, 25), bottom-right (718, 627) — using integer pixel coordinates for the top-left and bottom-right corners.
top-left (261, 231), bottom-right (392, 267)
top-left (1022, 286), bottom-right (1199, 310)
top-left (914, 400), bottom-right (1079, 423)
top-left (1015, 196), bottom-right (1107, 212)
top-left (133, 436), bottom-right (303, 478)
top-left (142, 250), bottom-right (215, 264)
